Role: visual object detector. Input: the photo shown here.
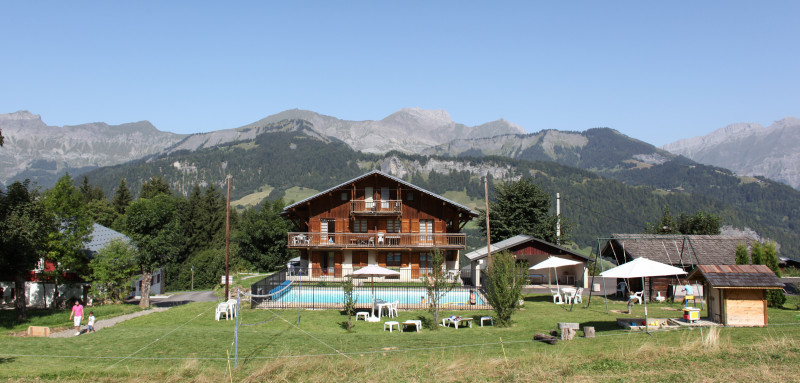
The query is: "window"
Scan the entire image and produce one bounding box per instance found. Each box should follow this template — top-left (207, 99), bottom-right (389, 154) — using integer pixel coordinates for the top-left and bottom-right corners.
top-left (387, 219), bottom-right (400, 233)
top-left (354, 219), bottom-right (368, 233)
top-left (386, 252), bottom-right (401, 267)
top-left (420, 219), bottom-right (433, 242)
top-left (341, 192), bottom-right (348, 201)
top-left (419, 253), bottom-right (431, 269)
top-left (406, 192), bottom-right (414, 200)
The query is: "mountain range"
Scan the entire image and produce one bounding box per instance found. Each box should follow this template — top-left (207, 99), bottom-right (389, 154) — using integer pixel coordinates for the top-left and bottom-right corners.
top-left (662, 117), bottom-right (800, 189)
top-left (2, 108), bottom-right (799, 257)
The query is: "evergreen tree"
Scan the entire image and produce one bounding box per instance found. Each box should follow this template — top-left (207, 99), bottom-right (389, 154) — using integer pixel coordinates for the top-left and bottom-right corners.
top-left (112, 178), bottom-right (132, 215)
top-left (763, 241), bottom-right (786, 307)
top-left (751, 242), bottom-right (764, 265)
top-left (735, 243), bottom-right (750, 265)
top-left (478, 177), bottom-right (566, 244)
top-left (646, 204), bottom-right (678, 234)
top-left (140, 175), bottom-right (171, 199)
top-left (79, 175), bottom-right (105, 203)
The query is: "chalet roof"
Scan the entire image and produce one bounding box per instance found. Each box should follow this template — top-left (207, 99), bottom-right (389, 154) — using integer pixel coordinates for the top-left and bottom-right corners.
top-left (603, 234), bottom-right (756, 267)
top-left (687, 264), bottom-right (784, 289)
top-left (281, 169), bottom-right (479, 216)
top-left (84, 223), bottom-right (130, 253)
top-left (465, 234), bottom-right (589, 262)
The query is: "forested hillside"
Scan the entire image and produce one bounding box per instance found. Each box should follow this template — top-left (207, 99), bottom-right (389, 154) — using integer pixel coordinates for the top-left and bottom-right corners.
top-left (82, 120), bottom-right (800, 257)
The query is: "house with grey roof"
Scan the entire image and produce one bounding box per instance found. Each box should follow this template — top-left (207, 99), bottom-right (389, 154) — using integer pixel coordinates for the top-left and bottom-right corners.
top-left (463, 234), bottom-right (589, 288)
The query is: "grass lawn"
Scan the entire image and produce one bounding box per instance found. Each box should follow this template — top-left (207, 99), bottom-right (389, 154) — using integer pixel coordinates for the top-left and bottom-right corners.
top-left (1, 295), bottom-right (799, 382)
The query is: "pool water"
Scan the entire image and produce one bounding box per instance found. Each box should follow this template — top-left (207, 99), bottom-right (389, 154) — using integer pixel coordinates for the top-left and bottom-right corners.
top-left (274, 286), bottom-right (484, 305)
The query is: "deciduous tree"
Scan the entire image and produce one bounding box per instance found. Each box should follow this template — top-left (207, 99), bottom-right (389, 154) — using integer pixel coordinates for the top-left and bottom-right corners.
top-left (89, 239), bottom-right (138, 303)
top-left (42, 174), bottom-right (93, 308)
top-left (483, 250), bottom-right (526, 327)
top-left (0, 181), bottom-right (57, 319)
top-left (422, 249), bottom-right (456, 329)
top-left (234, 199), bottom-right (295, 271)
top-left (125, 194), bottom-right (181, 308)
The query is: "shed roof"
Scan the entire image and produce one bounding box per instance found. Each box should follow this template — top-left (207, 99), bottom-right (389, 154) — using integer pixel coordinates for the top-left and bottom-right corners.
top-left (603, 234), bottom-right (756, 267)
top-left (687, 264), bottom-right (784, 289)
top-left (464, 234), bottom-right (588, 262)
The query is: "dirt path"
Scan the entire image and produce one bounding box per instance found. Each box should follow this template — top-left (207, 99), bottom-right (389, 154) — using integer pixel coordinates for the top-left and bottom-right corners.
top-left (49, 291), bottom-right (217, 338)
top-left (49, 307), bottom-right (170, 338)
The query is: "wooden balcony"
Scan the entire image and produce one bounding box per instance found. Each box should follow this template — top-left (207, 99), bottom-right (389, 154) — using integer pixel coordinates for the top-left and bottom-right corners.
top-left (350, 199), bottom-right (402, 215)
top-left (287, 232), bottom-right (466, 249)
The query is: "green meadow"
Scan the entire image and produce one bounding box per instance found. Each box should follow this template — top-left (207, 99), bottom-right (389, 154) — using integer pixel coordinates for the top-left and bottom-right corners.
top-left (1, 295), bottom-right (799, 382)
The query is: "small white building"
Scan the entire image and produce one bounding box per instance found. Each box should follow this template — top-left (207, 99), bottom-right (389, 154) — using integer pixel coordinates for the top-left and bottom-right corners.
top-left (131, 268), bottom-right (165, 297)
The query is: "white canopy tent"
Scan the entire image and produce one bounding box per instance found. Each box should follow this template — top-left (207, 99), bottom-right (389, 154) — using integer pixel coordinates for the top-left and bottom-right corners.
top-left (600, 257), bottom-right (687, 333)
top-left (529, 256), bottom-right (581, 290)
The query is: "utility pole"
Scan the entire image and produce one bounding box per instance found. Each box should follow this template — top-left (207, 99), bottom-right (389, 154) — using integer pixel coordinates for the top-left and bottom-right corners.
top-left (485, 177), bottom-right (492, 267)
top-left (191, 266), bottom-right (194, 291)
top-left (225, 175), bottom-right (231, 300)
top-left (556, 193), bottom-right (561, 245)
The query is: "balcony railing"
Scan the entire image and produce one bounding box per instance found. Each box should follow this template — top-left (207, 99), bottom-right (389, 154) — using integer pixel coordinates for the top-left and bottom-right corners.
top-left (350, 199), bottom-right (402, 215)
top-left (288, 232), bottom-right (466, 249)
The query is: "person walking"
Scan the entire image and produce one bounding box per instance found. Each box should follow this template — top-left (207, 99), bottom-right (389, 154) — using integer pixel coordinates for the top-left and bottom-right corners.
top-left (69, 299), bottom-right (84, 336)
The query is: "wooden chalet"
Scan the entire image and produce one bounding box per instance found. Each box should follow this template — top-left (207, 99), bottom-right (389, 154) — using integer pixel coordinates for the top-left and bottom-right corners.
top-left (281, 170), bottom-right (479, 282)
top-left (687, 265), bottom-right (784, 326)
top-left (601, 234), bottom-right (757, 301)
top-left (463, 234), bottom-right (589, 288)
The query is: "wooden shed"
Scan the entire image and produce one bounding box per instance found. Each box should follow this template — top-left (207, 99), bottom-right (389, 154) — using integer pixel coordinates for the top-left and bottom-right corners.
top-left (687, 265), bottom-right (784, 327)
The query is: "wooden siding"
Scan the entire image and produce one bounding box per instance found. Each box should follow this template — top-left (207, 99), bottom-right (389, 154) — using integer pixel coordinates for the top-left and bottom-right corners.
top-left (724, 289), bottom-right (767, 326)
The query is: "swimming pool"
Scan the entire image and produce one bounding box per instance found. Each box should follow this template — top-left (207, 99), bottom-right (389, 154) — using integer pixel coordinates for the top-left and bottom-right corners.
top-left (273, 286), bottom-right (485, 306)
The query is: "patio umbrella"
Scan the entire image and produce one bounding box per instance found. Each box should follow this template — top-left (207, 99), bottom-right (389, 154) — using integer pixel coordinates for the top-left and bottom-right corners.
top-left (352, 265), bottom-right (400, 318)
top-left (529, 256), bottom-right (581, 291)
top-left (600, 257), bottom-right (687, 333)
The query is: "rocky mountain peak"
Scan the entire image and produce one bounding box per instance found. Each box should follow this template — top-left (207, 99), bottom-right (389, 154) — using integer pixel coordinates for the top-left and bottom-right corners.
top-left (0, 110), bottom-right (41, 121)
top-left (383, 108), bottom-right (454, 127)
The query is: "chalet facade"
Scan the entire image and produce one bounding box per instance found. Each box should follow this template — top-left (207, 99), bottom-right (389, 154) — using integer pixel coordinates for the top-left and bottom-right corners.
top-left (463, 234), bottom-right (589, 288)
top-left (281, 170), bottom-right (478, 282)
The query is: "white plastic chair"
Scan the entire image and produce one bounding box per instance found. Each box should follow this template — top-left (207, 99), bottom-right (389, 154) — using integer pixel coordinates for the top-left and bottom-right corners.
top-left (388, 300), bottom-right (399, 318)
top-left (377, 233), bottom-right (384, 245)
top-left (573, 287), bottom-right (584, 304)
top-left (629, 291), bottom-right (643, 305)
top-left (226, 299), bottom-right (237, 318)
top-left (655, 291), bottom-right (666, 302)
top-left (215, 303), bottom-right (230, 321)
top-left (616, 282), bottom-right (628, 298)
top-left (551, 289), bottom-right (564, 304)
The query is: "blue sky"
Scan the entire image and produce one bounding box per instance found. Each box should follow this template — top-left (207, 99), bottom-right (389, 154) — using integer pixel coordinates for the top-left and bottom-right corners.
top-left (2, 1), bottom-right (798, 146)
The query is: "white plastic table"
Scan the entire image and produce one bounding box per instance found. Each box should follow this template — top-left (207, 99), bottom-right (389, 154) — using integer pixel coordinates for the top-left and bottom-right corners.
top-left (384, 321), bottom-right (400, 332)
